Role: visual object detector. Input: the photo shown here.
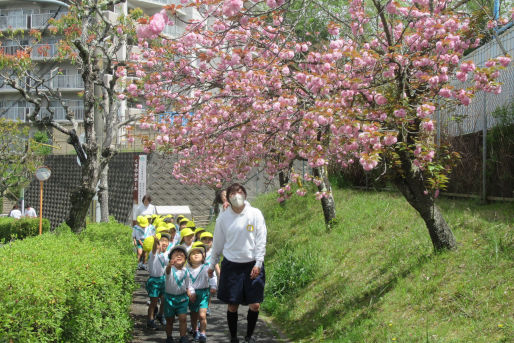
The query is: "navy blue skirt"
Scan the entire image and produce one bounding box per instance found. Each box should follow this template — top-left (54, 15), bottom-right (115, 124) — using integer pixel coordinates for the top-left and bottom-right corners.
top-left (217, 258), bottom-right (265, 305)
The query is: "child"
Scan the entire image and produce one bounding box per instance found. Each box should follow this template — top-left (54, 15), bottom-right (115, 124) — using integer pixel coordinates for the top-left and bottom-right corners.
top-left (146, 233), bottom-right (171, 329)
top-left (161, 223), bottom-right (179, 256)
top-left (179, 218), bottom-right (190, 231)
top-left (199, 232), bottom-right (219, 316)
top-left (180, 228), bottom-right (195, 253)
top-left (176, 215), bottom-right (185, 231)
top-left (199, 232), bottom-right (220, 277)
top-left (165, 245), bottom-right (194, 343)
top-left (186, 242), bottom-right (217, 343)
top-left (193, 227), bottom-right (206, 242)
top-left (133, 216), bottom-right (148, 270)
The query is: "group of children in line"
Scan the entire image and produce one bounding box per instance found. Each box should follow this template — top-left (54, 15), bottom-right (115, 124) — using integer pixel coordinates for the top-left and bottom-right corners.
top-left (132, 214), bottom-right (220, 343)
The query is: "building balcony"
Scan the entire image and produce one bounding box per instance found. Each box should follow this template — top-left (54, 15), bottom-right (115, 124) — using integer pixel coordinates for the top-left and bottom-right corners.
top-left (0, 15), bottom-right (28, 31)
top-left (31, 13), bottom-right (66, 29)
top-left (39, 106), bottom-right (85, 121)
top-left (52, 74), bottom-right (84, 90)
top-left (1, 43), bottom-right (59, 60)
top-left (1, 105), bottom-right (84, 122)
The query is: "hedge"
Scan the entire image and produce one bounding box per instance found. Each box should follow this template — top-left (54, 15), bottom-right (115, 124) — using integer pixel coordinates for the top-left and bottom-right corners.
top-left (0, 220), bottom-right (136, 342)
top-left (0, 217), bottom-right (50, 242)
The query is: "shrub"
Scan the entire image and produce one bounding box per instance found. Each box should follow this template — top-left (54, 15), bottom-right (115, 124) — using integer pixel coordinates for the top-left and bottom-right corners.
top-left (0, 217), bottom-right (50, 242)
top-left (0, 221), bottom-right (136, 342)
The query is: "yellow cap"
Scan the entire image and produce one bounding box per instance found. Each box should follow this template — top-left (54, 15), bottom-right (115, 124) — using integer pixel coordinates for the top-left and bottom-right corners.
top-left (179, 217), bottom-right (190, 224)
top-left (188, 241), bottom-right (206, 256)
top-left (194, 227), bottom-right (206, 235)
top-left (142, 233), bottom-right (161, 252)
top-left (185, 221), bottom-right (196, 229)
top-left (137, 216), bottom-right (149, 228)
top-left (164, 214), bottom-right (174, 219)
top-left (166, 223), bottom-right (177, 231)
top-left (200, 232), bottom-right (213, 240)
top-left (156, 226), bottom-right (170, 235)
top-left (180, 228), bottom-right (194, 238)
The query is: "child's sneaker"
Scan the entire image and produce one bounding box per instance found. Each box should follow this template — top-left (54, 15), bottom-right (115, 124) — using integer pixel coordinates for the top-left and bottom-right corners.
top-left (146, 319), bottom-right (157, 330)
top-left (179, 336), bottom-right (190, 343)
top-left (230, 338), bottom-right (239, 343)
top-left (198, 334), bottom-right (207, 343)
top-left (156, 314), bottom-right (166, 326)
top-left (192, 330), bottom-right (200, 341)
top-left (244, 337), bottom-right (256, 343)
top-left (166, 337), bottom-right (175, 343)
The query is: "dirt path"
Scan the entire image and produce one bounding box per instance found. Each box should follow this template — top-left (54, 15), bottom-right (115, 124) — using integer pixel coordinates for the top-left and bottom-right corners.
top-left (130, 269), bottom-right (289, 343)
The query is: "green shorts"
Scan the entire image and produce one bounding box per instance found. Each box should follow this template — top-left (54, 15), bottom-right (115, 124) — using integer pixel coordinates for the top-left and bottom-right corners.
top-left (135, 241), bottom-right (143, 249)
top-left (164, 293), bottom-right (189, 318)
top-left (146, 276), bottom-right (165, 298)
top-left (188, 288), bottom-right (210, 312)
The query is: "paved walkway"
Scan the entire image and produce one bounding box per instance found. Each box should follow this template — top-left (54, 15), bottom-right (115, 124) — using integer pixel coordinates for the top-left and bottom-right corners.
top-left (130, 269), bottom-right (289, 343)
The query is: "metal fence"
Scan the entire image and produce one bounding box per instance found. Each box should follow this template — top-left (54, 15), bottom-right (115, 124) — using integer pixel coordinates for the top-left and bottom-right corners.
top-left (438, 27), bottom-right (514, 138)
top-left (436, 26), bottom-right (514, 200)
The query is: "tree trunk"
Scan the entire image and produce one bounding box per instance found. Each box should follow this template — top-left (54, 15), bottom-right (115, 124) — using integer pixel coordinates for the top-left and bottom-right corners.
top-left (98, 164), bottom-right (109, 222)
top-left (312, 166), bottom-right (336, 230)
top-left (66, 186), bottom-right (96, 233)
top-left (393, 170), bottom-right (457, 251)
top-left (278, 171), bottom-right (289, 188)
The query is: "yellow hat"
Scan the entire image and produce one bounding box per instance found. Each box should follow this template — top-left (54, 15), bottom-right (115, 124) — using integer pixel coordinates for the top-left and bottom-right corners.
top-left (164, 214), bottom-right (174, 219)
top-left (194, 227), bottom-right (206, 235)
top-left (177, 215), bottom-right (185, 220)
top-left (142, 233), bottom-right (161, 252)
top-left (188, 242), bottom-right (206, 262)
top-left (137, 216), bottom-right (149, 228)
top-left (185, 221), bottom-right (196, 229)
top-left (166, 223), bottom-right (177, 231)
top-left (179, 217), bottom-right (190, 224)
top-left (156, 226), bottom-right (170, 235)
top-left (180, 228), bottom-right (194, 238)
top-left (200, 232), bottom-right (213, 240)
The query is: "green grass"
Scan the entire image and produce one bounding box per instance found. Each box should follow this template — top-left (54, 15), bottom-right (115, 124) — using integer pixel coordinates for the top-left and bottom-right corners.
top-left (252, 188), bottom-right (513, 342)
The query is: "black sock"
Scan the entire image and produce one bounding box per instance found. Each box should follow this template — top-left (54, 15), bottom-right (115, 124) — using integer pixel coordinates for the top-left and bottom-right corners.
top-left (227, 310), bottom-right (238, 339)
top-left (246, 309), bottom-right (259, 338)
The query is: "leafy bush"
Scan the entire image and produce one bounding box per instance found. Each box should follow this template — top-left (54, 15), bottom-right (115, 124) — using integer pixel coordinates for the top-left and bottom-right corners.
top-left (0, 217), bottom-right (50, 242)
top-left (0, 221), bottom-right (136, 342)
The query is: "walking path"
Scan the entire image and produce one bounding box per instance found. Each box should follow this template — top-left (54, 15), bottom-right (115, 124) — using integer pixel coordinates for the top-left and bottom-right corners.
top-left (130, 268), bottom-right (289, 343)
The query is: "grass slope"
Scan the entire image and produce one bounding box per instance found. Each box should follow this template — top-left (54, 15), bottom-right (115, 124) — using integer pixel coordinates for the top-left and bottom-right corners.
top-left (252, 188), bottom-right (513, 342)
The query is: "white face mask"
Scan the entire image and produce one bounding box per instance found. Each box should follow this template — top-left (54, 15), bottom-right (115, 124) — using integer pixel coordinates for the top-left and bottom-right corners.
top-left (230, 193), bottom-right (245, 208)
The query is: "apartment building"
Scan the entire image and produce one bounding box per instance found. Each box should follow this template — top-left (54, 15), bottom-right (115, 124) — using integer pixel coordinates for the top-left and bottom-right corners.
top-left (0, 0), bottom-right (191, 153)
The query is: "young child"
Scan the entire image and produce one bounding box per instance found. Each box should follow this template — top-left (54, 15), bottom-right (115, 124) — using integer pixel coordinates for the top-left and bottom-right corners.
top-left (175, 215), bottom-right (185, 231)
top-left (146, 233), bottom-right (171, 329)
top-left (165, 245), bottom-right (194, 343)
top-left (178, 218), bottom-right (190, 231)
top-left (199, 232), bottom-right (220, 277)
top-left (186, 242), bottom-right (217, 343)
top-left (180, 227), bottom-right (195, 253)
top-left (161, 223), bottom-right (179, 256)
top-left (133, 216), bottom-right (148, 270)
top-left (199, 232), bottom-right (219, 316)
top-left (193, 227), bottom-right (206, 242)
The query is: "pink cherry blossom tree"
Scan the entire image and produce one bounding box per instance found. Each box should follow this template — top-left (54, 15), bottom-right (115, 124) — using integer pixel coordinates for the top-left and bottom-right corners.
top-left (130, 0), bottom-right (512, 250)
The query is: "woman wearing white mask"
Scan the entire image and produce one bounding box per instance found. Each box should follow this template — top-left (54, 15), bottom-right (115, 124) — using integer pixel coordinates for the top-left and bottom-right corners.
top-left (208, 183), bottom-right (267, 343)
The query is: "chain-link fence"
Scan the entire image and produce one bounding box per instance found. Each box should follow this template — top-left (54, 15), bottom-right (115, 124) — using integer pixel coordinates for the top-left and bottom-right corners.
top-left (437, 26), bottom-right (514, 199)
